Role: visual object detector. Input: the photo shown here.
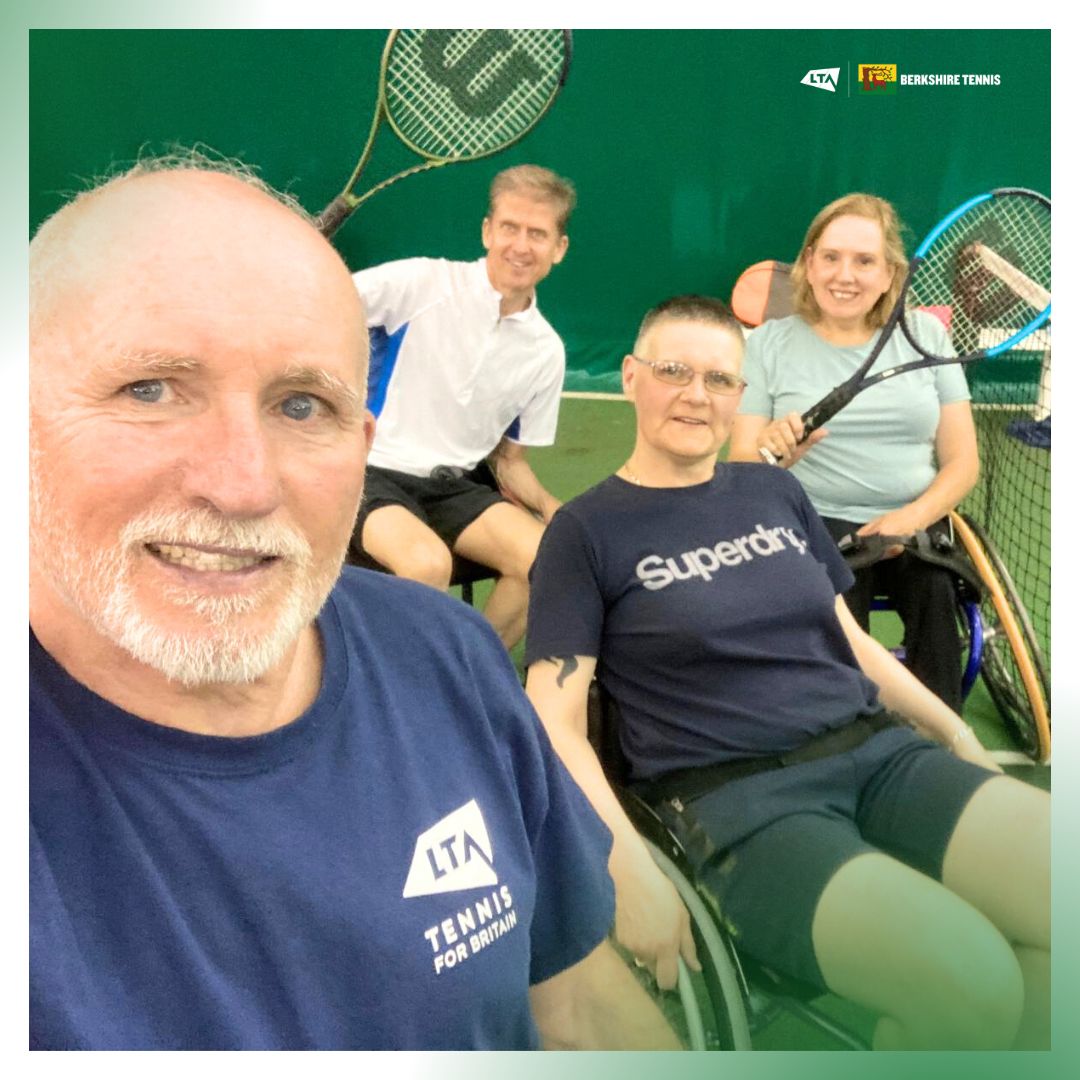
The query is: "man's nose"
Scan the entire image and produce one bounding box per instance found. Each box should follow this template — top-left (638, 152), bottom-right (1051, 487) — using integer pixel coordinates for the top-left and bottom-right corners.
top-left (177, 401), bottom-right (283, 519)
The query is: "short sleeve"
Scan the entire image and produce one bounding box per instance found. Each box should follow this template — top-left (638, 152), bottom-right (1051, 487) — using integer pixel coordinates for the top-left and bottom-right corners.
top-left (525, 739), bottom-right (615, 984)
top-left (468, 617), bottom-right (614, 985)
top-left (524, 508), bottom-right (606, 668)
top-left (738, 323), bottom-right (779, 418)
top-left (786, 472), bottom-right (855, 594)
top-left (352, 258), bottom-right (442, 331)
top-left (934, 360), bottom-right (972, 405)
top-left (506, 339), bottom-right (566, 447)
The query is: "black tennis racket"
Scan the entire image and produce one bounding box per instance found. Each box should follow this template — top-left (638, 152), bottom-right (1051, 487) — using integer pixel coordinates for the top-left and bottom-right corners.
top-left (316, 29), bottom-right (573, 238)
top-left (760, 187), bottom-right (1051, 464)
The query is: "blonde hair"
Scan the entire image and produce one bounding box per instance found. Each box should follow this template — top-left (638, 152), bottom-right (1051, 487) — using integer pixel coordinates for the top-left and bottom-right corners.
top-left (488, 164), bottom-right (576, 234)
top-left (791, 192), bottom-right (908, 329)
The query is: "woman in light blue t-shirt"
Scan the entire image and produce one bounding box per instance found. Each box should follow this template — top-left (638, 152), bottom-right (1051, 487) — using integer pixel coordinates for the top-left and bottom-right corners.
top-left (729, 194), bottom-right (979, 711)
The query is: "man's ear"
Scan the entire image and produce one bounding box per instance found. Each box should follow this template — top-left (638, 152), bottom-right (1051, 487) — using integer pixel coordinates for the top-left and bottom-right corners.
top-left (552, 233), bottom-right (569, 265)
top-left (621, 354), bottom-right (637, 399)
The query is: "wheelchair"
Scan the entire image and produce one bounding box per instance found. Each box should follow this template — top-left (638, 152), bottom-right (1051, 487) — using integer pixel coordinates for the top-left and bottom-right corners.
top-left (949, 511), bottom-right (1050, 762)
top-left (846, 515), bottom-right (1050, 762)
top-left (586, 684), bottom-right (872, 1051)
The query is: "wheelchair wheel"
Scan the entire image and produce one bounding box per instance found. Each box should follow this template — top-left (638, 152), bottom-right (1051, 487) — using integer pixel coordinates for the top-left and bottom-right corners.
top-left (950, 513), bottom-right (1050, 761)
top-left (630, 838), bottom-right (753, 1050)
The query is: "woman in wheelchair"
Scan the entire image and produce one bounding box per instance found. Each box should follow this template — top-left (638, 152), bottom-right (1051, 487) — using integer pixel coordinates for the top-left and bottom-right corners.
top-left (524, 295), bottom-right (1048, 1049)
top-left (728, 194), bottom-right (979, 713)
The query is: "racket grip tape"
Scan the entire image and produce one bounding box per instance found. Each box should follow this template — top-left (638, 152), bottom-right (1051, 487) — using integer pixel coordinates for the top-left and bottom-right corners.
top-left (759, 384), bottom-right (852, 466)
top-left (801, 385), bottom-right (855, 440)
top-left (315, 196), bottom-right (356, 239)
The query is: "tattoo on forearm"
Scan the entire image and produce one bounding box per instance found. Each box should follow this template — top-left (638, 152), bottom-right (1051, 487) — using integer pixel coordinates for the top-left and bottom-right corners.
top-left (543, 656), bottom-right (579, 689)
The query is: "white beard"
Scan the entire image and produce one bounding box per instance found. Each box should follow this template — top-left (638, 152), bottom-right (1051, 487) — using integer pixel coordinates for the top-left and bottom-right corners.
top-left (30, 459), bottom-right (344, 687)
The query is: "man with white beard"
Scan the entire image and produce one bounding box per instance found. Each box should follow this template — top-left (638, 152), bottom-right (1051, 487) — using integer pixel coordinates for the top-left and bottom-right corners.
top-left (28, 156), bottom-right (676, 1051)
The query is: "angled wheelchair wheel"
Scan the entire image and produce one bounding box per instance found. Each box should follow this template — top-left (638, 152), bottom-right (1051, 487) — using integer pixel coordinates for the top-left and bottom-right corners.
top-left (950, 513), bottom-right (1050, 761)
top-left (613, 838), bottom-right (752, 1050)
top-left (644, 839), bottom-right (753, 1050)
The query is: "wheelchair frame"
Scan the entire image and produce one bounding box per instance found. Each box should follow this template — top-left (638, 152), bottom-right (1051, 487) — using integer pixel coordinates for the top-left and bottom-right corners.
top-left (587, 685), bottom-right (872, 1051)
top-left (949, 511), bottom-right (1051, 762)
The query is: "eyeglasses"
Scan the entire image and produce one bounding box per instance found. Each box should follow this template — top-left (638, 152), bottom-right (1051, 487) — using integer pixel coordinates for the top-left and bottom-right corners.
top-left (631, 356), bottom-right (747, 396)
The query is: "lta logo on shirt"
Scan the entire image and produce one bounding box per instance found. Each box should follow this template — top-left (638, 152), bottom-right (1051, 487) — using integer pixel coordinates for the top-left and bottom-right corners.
top-left (404, 800), bottom-right (520, 975)
top-left (403, 799), bottom-right (497, 897)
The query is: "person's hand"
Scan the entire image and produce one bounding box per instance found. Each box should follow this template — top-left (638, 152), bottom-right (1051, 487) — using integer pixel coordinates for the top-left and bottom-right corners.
top-left (613, 847), bottom-right (700, 991)
top-left (949, 724), bottom-right (1004, 774)
top-left (857, 507), bottom-right (929, 558)
top-left (757, 411), bottom-right (828, 468)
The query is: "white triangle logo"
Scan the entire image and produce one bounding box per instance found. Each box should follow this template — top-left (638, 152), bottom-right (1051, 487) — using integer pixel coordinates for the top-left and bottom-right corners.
top-left (402, 799), bottom-right (498, 898)
top-left (801, 67), bottom-right (840, 92)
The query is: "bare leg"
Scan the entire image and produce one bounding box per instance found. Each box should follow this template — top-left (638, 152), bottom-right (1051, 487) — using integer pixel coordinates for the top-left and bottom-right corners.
top-left (455, 502), bottom-right (544, 649)
top-left (361, 505), bottom-right (453, 589)
top-left (941, 775), bottom-right (1051, 1047)
top-left (812, 852), bottom-right (1024, 1048)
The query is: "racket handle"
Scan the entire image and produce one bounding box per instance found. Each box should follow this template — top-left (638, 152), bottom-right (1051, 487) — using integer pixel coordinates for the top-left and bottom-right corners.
top-left (801, 385), bottom-right (855, 441)
top-left (315, 196), bottom-right (356, 239)
top-left (760, 385), bottom-right (851, 466)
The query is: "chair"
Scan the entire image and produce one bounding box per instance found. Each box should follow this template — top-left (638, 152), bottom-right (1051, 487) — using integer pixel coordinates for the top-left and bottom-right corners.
top-left (587, 684), bottom-right (871, 1051)
top-left (346, 544), bottom-right (495, 607)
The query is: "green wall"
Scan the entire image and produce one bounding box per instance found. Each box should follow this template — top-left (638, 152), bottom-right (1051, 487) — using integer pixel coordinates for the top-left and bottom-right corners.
top-left (30, 29), bottom-right (1049, 390)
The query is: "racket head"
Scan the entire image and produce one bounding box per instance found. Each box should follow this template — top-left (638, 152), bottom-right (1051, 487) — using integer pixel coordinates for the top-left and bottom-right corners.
top-left (381, 30), bottom-right (572, 164)
top-left (730, 260), bottom-right (794, 327)
top-left (901, 188), bottom-right (1051, 361)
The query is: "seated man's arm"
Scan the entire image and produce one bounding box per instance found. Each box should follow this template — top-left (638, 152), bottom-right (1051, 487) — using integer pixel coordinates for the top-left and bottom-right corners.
top-left (529, 939), bottom-right (681, 1050)
top-left (488, 438), bottom-right (562, 523)
top-left (526, 656), bottom-right (699, 990)
top-left (834, 596), bottom-right (1000, 772)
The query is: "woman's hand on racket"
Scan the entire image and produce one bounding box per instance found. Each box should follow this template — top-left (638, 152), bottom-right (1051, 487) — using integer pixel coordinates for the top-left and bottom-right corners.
top-left (613, 844), bottom-right (700, 991)
top-left (758, 411), bottom-right (828, 467)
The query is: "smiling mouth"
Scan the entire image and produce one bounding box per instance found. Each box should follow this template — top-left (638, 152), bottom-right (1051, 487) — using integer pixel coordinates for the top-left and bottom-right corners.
top-left (145, 543), bottom-right (279, 572)
top-left (672, 417), bottom-right (708, 426)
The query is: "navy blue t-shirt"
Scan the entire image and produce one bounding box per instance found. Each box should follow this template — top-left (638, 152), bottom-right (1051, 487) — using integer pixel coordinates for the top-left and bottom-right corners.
top-left (31, 569), bottom-right (614, 1049)
top-left (525, 464), bottom-right (882, 780)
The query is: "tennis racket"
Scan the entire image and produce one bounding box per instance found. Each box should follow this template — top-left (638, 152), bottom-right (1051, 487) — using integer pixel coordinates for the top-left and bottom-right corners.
top-left (315, 29), bottom-right (573, 238)
top-left (760, 187), bottom-right (1051, 465)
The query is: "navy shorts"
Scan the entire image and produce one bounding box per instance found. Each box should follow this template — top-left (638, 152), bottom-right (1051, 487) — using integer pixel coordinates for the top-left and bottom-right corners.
top-left (354, 463), bottom-right (505, 551)
top-left (655, 726), bottom-right (995, 989)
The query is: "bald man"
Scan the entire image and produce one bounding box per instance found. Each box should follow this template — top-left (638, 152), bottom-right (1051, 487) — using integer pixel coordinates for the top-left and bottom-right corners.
top-left (29, 158), bottom-right (677, 1050)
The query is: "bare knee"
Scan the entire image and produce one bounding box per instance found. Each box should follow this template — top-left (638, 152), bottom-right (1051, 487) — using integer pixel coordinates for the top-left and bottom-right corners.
top-left (392, 543), bottom-right (453, 589)
top-left (891, 921), bottom-right (1025, 1049)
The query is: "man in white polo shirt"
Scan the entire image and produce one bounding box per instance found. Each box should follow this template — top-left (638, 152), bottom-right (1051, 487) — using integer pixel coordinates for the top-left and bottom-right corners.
top-left (351, 164), bottom-right (573, 648)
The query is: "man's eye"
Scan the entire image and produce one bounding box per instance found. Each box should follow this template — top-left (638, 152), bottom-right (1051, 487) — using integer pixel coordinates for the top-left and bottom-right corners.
top-left (280, 393), bottom-right (326, 421)
top-left (658, 363), bottom-right (689, 379)
top-left (124, 380), bottom-right (167, 403)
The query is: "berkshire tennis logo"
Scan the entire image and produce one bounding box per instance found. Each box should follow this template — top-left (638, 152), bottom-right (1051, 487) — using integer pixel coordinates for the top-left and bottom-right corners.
top-left (801, 68), bottom-right (839, 92)
top-left (859, 64), bottom-right (898, 94)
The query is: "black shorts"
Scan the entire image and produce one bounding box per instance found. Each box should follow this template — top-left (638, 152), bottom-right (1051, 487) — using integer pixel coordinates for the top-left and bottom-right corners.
top-left (355, 463), bottom-right (506, 551)
top-left (654, 726), bottom-right (995, 989)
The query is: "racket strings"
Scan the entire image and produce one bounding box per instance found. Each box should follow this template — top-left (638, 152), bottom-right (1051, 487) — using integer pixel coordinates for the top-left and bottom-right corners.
top-left (905, 194), bottom-right (1051, 357)
top-left (385, 30), bottom-right (565, 160)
